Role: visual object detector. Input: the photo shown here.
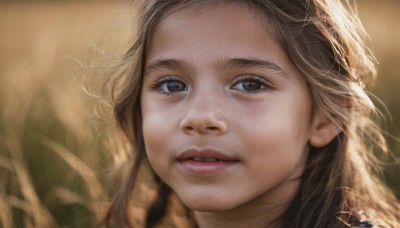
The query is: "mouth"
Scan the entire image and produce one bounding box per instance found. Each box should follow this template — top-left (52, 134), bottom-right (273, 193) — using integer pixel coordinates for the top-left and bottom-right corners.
top-left (189, 157), bottom-right (226, 162)
top-left (177, 149), bottom-right (238, 161)
top-left (176, 149), bottom-right (239, 173)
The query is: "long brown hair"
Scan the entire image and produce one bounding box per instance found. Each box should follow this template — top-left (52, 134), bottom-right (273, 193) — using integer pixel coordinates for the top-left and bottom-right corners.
top-left (106, 0), bottom-right (400, 227)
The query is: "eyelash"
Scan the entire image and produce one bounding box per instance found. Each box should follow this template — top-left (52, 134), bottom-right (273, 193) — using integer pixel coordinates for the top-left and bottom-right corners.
top-left (230, 75), bottom-right (274, 94)
top-left (149, 76), bottom-right (187, 95)
top-left (148, 75), bottom-right (274, 95)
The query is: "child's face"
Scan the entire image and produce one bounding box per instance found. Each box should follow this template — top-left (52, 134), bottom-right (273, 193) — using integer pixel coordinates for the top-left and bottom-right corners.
top-left (141, 3), bottom-right (317, 214)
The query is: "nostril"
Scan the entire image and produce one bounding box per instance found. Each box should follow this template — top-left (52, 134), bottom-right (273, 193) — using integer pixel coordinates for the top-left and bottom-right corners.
top-left (182, 125), bottom-right (221, 134)
top-left (206, 126), bottom-right (219, 131)
top-left (184, 126), bottom-right (194, 131)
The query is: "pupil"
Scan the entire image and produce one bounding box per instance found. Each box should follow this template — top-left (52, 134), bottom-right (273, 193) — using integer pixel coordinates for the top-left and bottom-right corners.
top-left (167, 81), bottom-right (186, 92)
top-left (243, 81), bottom-right (261, 90)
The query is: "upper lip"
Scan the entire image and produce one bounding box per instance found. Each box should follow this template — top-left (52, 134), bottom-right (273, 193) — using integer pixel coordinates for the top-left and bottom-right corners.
top-left (176, 149), bottom-right (238, 161)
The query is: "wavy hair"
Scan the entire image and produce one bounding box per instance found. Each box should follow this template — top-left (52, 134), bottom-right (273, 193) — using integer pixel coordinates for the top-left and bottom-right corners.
top-left (105, 0), bottom-right (400, 227)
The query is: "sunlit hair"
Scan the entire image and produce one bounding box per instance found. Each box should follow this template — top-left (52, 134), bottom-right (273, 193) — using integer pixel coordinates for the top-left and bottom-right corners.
top-left (106, 0), bottom-right (400, 227)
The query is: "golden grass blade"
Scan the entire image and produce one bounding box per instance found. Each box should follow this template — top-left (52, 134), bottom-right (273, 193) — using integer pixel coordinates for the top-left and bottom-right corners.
top-left (33, 132), bottom-right (107, 222)
top-left (0, 195), bottom-right (13, 228)
top-left (45, 187), bottom-right (84, 205)
top-left (0, 155), bottom-right (14, 171)
top-left (0, 194), bottom-right (34, 218)
top-left (6, 139), bottom-right (56, 228)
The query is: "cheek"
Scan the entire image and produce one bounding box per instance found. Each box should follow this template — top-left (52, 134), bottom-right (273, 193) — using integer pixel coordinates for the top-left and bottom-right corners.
top-left (245, 123), bottom-right (307, 160)
top-left (143, 114), bottom-right (167, 148)
top-left (238, 100), bottom-right (312, 172)
top-left (241, 105), bottom-right (311, 147)
top-left (142, 111), bottom-right (173, 172)
top-left (141, 95), bottom-right (169, 151)
top-left (241, 124), bottom-right (310, 187)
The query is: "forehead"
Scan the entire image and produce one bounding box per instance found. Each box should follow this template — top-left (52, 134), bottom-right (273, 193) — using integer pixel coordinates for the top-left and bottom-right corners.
top-left (147, 3), bottom-right (279, 58)
top-left (154, 2), bottom-right (273, 39)
top-left (145, 2), bottom-right (297, 77)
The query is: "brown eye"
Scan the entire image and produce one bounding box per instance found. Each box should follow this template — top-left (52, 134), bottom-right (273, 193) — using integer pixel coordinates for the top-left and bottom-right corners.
top-left (240, 81), bottom-right (263, 91)
top-left (232, 79), bottom-right (265, 92)
top-left (161, 80), bottom-right (188, 92)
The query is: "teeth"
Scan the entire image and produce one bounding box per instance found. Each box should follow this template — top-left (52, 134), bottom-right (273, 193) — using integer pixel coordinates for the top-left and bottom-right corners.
top-left (191, 157), bottom-right (220, 162)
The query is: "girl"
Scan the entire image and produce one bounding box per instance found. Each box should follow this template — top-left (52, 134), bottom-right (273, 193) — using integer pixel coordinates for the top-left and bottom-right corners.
top-left (105, 0), bottom-right (400, 227)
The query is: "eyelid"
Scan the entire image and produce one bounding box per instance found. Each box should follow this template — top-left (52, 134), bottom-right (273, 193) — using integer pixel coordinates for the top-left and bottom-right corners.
top-left (149, 75), bottom-right (188, 94)
top-left (149, 76), bottom-right (174, 89)
top-left (231, 75), bottom-right (274, 90)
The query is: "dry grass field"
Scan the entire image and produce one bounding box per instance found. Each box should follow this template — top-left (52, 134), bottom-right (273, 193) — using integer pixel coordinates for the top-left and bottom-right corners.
top-left (0, 1), bottom-right (399, 227)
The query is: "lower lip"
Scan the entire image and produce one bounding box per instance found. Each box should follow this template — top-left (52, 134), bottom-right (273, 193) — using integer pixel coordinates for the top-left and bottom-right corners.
top-left (177, 160), bottom-right (239, 174)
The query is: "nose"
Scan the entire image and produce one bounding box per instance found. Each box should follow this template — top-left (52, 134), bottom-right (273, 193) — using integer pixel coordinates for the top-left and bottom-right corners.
top-left (180, 97), bottom-right (228, 136)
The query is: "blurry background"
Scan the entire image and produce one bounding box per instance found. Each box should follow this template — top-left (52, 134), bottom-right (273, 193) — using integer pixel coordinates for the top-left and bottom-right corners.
top-left (0, 0), bottom-right (399, 227)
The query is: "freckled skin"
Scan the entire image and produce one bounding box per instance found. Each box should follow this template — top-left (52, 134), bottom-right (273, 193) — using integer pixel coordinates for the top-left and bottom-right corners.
top-left (140, 3), bottom-right (324, 228)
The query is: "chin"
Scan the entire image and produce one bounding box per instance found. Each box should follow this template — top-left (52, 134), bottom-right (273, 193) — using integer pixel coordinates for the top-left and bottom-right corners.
top-left (180, 194), bottom-right (237, 212)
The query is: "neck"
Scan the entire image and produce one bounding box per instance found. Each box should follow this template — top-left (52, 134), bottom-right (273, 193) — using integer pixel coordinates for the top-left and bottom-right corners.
top-left (193, 196), bottom-right (289, 228)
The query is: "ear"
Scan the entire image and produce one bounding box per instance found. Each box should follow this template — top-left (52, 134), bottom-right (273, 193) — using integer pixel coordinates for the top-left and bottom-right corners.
top-left (309, 111), bottom-right (342, 148)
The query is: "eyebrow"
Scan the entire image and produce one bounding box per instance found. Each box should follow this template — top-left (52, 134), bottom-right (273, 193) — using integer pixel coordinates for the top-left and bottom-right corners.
top-left (144, 58), bottom-right (186, 76)
top-left (144, 57), bottom-right (287, 76)
top-left (221, 58), bottom-right (287, 76)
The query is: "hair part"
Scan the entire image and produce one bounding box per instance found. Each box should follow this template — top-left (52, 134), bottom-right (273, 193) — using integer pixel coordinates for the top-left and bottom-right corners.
top-left (106, 0), bottom-right (400, 227)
